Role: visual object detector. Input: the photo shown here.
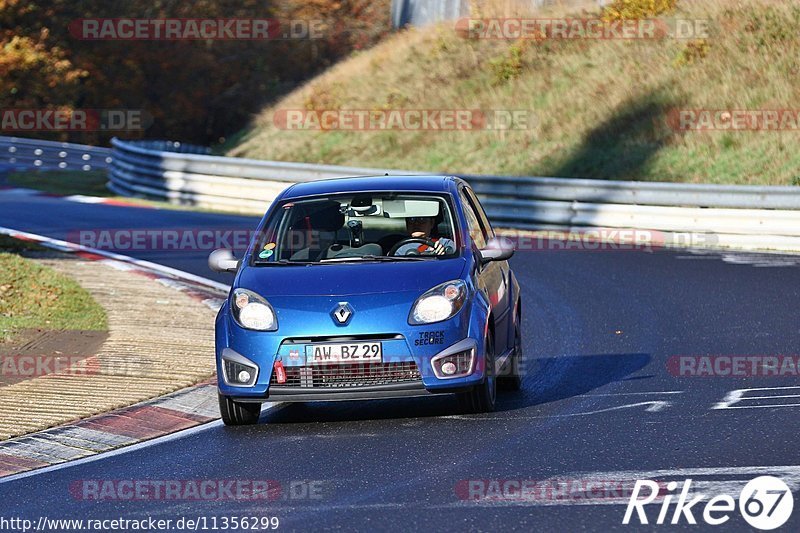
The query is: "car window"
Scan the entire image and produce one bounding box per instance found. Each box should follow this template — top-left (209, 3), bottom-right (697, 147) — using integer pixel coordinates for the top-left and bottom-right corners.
top-left (253, 193), bottom-right (459, 263)
top-left (464, 187), bottom-right (495, 238)
top-left (459, 189), bottom-right (487, 249)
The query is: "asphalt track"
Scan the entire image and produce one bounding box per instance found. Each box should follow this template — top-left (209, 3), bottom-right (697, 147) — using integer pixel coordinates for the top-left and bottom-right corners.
top-left (2, 193), bottom-right (800, 531)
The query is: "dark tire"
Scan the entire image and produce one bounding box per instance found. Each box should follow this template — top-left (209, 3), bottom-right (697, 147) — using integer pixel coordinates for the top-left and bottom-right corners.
top-left (498, 310), bottom-right (523, 391)
top-left (458, 331), bottom-right (497, 413)
top-left (218, 394), bottom-right (261, 426)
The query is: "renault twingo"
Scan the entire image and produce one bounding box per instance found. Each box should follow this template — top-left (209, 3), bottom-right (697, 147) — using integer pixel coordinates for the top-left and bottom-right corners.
top-left (210, 176), bottom-right (522, 425)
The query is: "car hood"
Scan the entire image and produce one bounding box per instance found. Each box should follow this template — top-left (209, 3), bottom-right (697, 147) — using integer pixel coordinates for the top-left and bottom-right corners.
top-left (235, 258), bottom-right (467, 297)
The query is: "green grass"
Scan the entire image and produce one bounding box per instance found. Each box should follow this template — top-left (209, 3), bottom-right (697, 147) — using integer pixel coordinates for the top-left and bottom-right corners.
top-left (8, 170), bottom-right (111, 197)
top-left (225, 0), bottom-right (800, 185)
top-left (0, 236), bottom-right (107, 342)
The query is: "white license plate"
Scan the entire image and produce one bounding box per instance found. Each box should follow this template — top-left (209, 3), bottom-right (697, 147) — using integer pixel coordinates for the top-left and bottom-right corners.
top-left (305, 342), bottom-right (382, 364)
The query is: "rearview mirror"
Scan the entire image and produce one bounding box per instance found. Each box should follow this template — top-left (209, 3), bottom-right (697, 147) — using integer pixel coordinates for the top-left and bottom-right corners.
top-left (209, 248), bottom-right (240, 273)
top-left (479, 237), bottom-right (515, 264)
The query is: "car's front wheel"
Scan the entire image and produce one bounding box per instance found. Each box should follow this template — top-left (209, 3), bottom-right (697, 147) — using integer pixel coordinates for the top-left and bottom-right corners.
top-left (458, 332), bottom-right (497, 413)
top-left (218, 394), bottom-right (261, 426)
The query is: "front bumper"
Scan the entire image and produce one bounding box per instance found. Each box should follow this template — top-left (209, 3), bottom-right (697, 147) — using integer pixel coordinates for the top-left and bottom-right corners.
top-left (217, 338), bottom-right (480, 402)
top-left (215, 288), bottom-right (490, 402)
top-left (230, 381), bottom-right (473, 403)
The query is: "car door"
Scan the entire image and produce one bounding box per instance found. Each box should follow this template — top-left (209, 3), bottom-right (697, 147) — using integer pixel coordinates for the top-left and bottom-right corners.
top-left (459, 186), bottom-right (511, 356)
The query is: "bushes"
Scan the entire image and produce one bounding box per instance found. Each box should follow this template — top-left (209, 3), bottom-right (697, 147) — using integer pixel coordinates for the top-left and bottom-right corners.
top-left (603, 0), bottom-right (678, 21)
top-left (0, 0), bottom-right (392, 145)
top-left (490, 41), bottom-right (525, 85)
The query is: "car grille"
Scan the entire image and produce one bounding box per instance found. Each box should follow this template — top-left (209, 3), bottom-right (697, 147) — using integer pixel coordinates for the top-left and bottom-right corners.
top-left (270, 362), bottom-right (421, 388)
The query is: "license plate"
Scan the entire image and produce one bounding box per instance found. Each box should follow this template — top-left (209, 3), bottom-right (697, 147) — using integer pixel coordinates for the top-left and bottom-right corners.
top-left (305, 342), bottom-right (382, 365)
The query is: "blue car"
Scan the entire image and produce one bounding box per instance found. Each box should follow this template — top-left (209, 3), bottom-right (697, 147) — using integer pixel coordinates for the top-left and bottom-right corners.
top-left (209, 175), bottom-right (522, 425)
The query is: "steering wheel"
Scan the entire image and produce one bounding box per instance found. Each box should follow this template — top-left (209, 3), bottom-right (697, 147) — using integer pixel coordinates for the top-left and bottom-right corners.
top-left (387, 237), bottom-right (438, 256)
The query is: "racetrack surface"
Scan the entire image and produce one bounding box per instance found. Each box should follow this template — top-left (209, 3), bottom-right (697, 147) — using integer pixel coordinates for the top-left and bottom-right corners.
top-left (2, 193), bottom-right (800, 531)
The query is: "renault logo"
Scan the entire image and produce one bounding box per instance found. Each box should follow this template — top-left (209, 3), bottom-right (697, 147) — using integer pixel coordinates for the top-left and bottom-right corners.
top-left (332, 302), bottom-right (353, 325)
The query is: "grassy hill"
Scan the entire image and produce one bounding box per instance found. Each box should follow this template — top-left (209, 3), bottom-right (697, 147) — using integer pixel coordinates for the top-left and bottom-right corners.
top-left (225, 0), bottom-right (800, 185)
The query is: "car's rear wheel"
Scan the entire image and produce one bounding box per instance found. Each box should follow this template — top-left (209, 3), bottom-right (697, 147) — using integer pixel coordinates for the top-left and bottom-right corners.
top-left (458, 331), bottom-right (497, 413)
top-left (498, 310), bottom-right (523, 391)
top-left (218, 394), bottom-right (261, 426)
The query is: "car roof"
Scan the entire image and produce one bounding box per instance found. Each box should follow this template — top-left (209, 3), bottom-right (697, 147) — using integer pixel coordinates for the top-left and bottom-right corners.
top-left (279, 175), bottom-right (461, 200)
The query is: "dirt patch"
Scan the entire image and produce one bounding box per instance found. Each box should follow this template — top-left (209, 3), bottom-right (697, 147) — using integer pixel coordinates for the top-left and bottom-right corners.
top-left (0, 329), bottom-right (109, 386)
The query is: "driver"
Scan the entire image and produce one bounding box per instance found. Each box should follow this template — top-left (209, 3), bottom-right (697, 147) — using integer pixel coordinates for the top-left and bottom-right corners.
top-left (394, 216), bottom-right (455, 256)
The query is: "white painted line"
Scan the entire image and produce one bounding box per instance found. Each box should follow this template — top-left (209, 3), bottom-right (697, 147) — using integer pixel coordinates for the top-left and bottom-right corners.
top-left (745, 395), bottom-right (800, 400)
top-left (0, 226), bottom-right (229, 293)
top-left (583, 391), bottom-right (684, 396)
top-left (561, 401), bottom-right (673, 415)
top-left (713, 386), bottom-right (800, 410)
top-left (62, 195), bottom-right (107, 203)
top-left (713, 404), bottom-right (800, 409)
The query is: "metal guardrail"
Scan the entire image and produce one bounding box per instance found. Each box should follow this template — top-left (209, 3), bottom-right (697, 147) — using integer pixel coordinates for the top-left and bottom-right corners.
top-left (4, 135), bottom-right (800, 252)
top-left (107, 137), bottom-right (422, 213)
top-left (0, 136), bottom-right (112, 173)
top-left (105, 138), bottom-right (800, 251)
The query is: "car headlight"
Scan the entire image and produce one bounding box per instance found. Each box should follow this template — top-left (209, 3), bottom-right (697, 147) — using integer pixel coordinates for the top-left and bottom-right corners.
top-left (409, 280), bottom-right (467, 325)
top-left (231, 288), bottom-right (277, 331)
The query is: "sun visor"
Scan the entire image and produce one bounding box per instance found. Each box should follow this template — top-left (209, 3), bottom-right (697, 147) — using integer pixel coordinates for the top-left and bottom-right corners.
top-left (383, 199), bottom-right (441, 218)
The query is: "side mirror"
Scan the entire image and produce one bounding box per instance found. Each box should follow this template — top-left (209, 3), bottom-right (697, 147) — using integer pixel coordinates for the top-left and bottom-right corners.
top-left (209, 248), bottom-right (240, 273)
top-left (479, 237), bottom-right (515, 265)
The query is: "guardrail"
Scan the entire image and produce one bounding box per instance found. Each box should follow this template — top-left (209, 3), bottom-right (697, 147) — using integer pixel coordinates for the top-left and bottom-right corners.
top-left (106, 138), bottom-right (800, 252)
top-left (4, 136), bottom-right (800, 253)
top-left (0, 136), bottom-right (112, 173)
top-left (108, 137), bottom-right (421, 213)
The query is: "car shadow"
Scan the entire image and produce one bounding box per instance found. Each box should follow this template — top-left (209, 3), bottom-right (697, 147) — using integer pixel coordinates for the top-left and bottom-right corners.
top-left (251, 352), bottom-right (651, 426)
top-left (498, 352), bottom-right (651, 411)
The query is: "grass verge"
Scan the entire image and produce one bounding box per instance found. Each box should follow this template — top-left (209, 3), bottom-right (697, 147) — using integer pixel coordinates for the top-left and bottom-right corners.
top-left (0, 235), bottom-right (107, 342)
top-left (226, 0), bottom-right (800, 185)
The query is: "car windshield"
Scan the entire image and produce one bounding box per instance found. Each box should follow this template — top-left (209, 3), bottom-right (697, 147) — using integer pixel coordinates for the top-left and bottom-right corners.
top-left (252, 192), bottom-right (459, 264)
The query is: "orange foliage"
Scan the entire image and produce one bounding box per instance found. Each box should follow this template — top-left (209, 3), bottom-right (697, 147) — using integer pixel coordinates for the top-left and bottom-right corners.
top-left (0, 0), bottom-right (391, 144)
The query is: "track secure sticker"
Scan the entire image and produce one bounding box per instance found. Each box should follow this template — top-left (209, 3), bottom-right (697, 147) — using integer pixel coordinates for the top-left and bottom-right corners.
top-left (415, 331), bottom-right (445, 346)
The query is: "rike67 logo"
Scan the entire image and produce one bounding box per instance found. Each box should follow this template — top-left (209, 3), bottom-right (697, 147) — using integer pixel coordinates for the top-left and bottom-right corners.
top-left (624, 476), bottom-right (794, 530)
